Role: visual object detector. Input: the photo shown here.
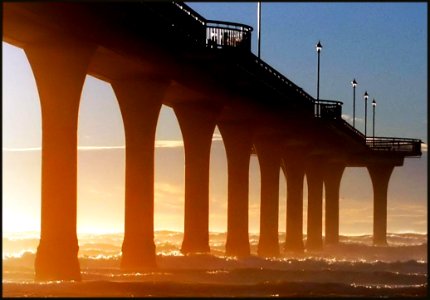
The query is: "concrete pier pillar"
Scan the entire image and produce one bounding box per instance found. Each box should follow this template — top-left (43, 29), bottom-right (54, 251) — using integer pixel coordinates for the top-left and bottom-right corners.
top-left (174, 104), bottom-right (219, 254)
top-left (323, 163), bottom-right (345, 245)
top-left (282, 150), bottom-right (306, 253)
top-left (218, 121), bottom-right (253, 257)
top-left (305, 158), bottom-right (325, 251)
top-left (367, 164), bottom-right (395, 246)
top-left (112, 77), bottom-right (169, 270)
top-left (24, 38), bottom-right (95, 281)
top-left (254, 137), bottom-right (281, 257)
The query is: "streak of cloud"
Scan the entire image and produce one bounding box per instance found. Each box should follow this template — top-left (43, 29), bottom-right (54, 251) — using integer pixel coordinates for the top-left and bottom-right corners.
top-left (3, 136), bottom-right (225, 152)
top-left (341, 114), bottom-right (364, 124)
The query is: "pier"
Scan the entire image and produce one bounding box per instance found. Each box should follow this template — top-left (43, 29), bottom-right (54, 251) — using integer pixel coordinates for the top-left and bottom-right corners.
top-left (3, 1), bottom-right (422, 281)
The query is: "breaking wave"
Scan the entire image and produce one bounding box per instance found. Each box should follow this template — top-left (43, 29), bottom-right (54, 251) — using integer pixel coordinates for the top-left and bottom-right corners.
top-left (2, 232), bottom-right (427, 297)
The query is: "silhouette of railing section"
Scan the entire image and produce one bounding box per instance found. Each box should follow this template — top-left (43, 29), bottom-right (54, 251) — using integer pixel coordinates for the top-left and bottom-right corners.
top-left (172, 2), bottom-right (252, 51)
top-left (254, 58), bottom-right (314, 102)
top-left (366, 137), bottom-right (422, 156)
top-left (172, 1), bottom-right (206, 26)
top-left (340, 119), bottom-right (366, 141)
top-left (340, 121), bottom-right (422, 156)
top-left (146, 1), bottom-right (206, 47)
top-left (206, 20), bottom-right (252, 50)
top-left (315, 100), bottom-right (343, 119)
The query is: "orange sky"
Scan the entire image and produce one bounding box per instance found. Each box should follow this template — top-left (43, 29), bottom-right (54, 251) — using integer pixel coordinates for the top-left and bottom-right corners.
top-left (2, 42), bottom-right (427, 237)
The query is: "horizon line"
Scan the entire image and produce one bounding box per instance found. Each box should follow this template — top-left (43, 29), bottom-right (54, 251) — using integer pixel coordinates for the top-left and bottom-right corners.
top-left (3, 140), bottom-right (428, 152)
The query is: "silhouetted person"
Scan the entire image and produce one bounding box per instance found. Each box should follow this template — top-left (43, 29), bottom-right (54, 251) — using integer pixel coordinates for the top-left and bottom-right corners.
top-left (223, 31), bottom-right (229, 46)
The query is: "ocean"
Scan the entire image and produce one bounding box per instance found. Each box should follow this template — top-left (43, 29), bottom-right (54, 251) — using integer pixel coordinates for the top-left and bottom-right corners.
top-left (2, 231), bottom-right (427, 297)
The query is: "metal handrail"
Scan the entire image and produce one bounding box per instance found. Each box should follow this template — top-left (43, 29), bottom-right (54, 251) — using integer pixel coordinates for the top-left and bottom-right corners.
top-left (341, 119), bottom-right (366, 141)
top-left (315, 99), bottom-right (343, 119)
top-left (318, 99), bottom-right (344, 105)
top-left (253, 57), bottom-right (314, 102)
top-left (173, 2), bottom-right (253, 50)
top-left (206, 20), bottom-right (252, 50)
top-left (366, 137), bottom-right (422, 143)
top-left (172, 1), bottom-right (206, 25)
top-left (206, 20), bottom-right (253, 32)
top-left (366, 137), bottom-right (422, 154)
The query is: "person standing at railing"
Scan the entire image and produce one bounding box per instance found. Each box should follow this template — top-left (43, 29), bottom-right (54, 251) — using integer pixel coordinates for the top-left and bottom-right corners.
top-left (222, 31), bottom-right (229, 46)
top-left (207, 29), bottom-right (217, 48)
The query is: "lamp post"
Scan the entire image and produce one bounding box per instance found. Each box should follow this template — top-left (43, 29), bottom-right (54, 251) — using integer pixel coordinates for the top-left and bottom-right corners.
top-left (316, 41), bottom-right (322, 117)
top-left (351, 79), bottom-right (357, 127)
top-left (372, 98), bottom-right (376, 141)
top-left (364, 91), bottom-right (369, 137)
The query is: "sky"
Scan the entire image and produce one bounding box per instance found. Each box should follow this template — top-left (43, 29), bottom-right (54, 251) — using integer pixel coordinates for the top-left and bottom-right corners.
top-left (2, 2), bottom-right (427, 238)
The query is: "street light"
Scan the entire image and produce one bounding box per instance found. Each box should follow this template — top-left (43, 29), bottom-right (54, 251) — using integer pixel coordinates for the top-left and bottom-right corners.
top-left (364, 91), bottom-right (369, 137)
top-left (372, 98), bottom-right (376, 142)
top-left (316, 41), bottom-right (322, 117)
top-left (351, 79), bottom-right (357, 127)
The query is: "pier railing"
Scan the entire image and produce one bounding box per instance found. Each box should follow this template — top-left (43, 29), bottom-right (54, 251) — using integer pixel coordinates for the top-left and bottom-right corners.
top-left (206, 20), bottom-right (252, 50)
top-left (341, 121), bottom-right (421, 156)
top-left (172, 1), bottom-right (206, 26)
top-left (341, 119), bottom-right (366, 141)
top-left (366, 137), bottom-right (422, 156)
top-left (173, 2), bottom-right (252, 51)
top-left (315, 99), bottom-right (343, 119)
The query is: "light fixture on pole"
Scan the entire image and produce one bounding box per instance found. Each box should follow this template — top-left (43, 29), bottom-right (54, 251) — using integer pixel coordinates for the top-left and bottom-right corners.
top-left (364, 91), bottom-right (369, 137)
top-left (372, 98), bottom-right (376, 141)
top-left (316, 41), bottom-right (322, 117)
top-left (351, 79), bottom-right (357, 127)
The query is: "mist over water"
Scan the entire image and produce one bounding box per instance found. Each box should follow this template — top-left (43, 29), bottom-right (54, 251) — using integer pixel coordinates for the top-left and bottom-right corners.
top-left (2, 232), bottom-right (427, 297)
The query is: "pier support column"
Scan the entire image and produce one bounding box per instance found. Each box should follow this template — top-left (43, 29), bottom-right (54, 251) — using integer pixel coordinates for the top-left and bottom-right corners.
top-left (218, 121), bottom-right (254, 257)
top-left (324, 163), bottom-right (345, 245)
top-left (305, 157), bottom-right (325, 251)
top-left (24, 38), bottom-right (95, 281)
top-left (174, 104), bottom-right (219, 254)
top-left (255, 137), bottom-right (281, 257)
top-left (283, 150), bottom-right (306, 253)
top-left (112, 77), bottom-right (168, 270)
top-left (367, 164), bottom-right (395, 246)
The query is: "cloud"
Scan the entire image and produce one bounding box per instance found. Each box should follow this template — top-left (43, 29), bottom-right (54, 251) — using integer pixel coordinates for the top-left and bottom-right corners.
top-left (341, 114), bottom-right (364, 124)
top-left (79, 145), bottom-right (125, 151)
top-left (155, 140), bottom-right (183, 148)
top-left (3, 146), bottom-right (126, 152)
top-left (212, 132), bottom-right (223, 142)
top-left (3, 147), bottom-right (42, 152)
top-left (3, 136), bottom-right (224, 152)
top-left (388, 203), bottom-right (427, 217)
top-left (155, 182), bottom-right (183, 198)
